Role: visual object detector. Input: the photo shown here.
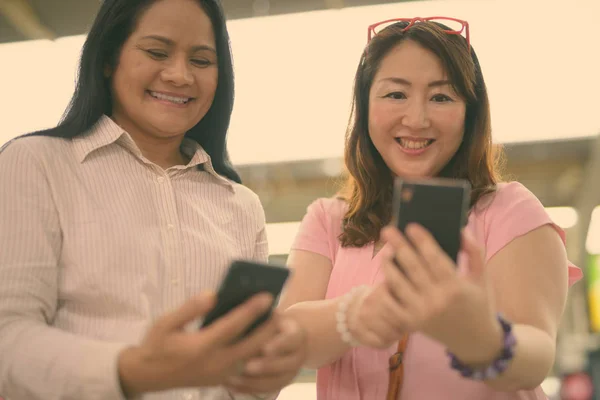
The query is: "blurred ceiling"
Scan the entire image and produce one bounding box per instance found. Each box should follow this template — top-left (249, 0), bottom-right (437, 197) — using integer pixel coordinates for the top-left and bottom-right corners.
top-left (0, 0), bottom-right (417, 43)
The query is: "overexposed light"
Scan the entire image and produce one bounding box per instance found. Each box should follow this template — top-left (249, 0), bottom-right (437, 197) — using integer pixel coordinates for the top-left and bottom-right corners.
top-left (278, 382), bottom-right (317, 400)
top-left (0, 35), bottom-right (84, 142)
top-left (541, 376), bottom-right (561, 398)
top-left (266, 222), bottom-right (301, 255)
top-left (586, 206), bottom-right (600, 255)
top-left (545, 207), bottom-right (579, 229)
top-left (1, 0), bottom-right (599, 164)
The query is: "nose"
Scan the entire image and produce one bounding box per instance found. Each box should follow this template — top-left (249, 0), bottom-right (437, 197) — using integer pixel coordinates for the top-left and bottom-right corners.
top-left (161, 56), bottom-right (194, 87)
top-left (401, 100), bottom-right (431, 130)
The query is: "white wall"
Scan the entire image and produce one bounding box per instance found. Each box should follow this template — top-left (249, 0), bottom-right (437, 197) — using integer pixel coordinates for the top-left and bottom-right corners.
top-left (1, 0), bottom-right (598, 164)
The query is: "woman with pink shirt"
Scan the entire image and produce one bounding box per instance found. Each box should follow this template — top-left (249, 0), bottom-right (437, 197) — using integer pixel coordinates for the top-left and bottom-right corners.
top-left (272, 17), bottom-right (583, 400)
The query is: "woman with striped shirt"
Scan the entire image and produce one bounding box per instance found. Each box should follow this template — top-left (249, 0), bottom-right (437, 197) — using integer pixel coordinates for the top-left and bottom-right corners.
top-left (0, 0), bottom-right (306, 399)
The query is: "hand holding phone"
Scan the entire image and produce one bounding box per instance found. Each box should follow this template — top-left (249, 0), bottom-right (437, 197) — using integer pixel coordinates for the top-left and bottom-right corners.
top-left (200, 260), bottom-right (290, 337)
top-left (392, 177), bottom-right (471, 263)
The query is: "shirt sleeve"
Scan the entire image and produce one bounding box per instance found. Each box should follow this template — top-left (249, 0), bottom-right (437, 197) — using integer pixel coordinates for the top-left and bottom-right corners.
top-left (0, 140), bottom-right (130, 400)
top-left (253, 206), bottom-right (269, 263)
top-left (483, 181), bottom-right (583, 286)
top-left (290, 198), bottom-right (343, 263)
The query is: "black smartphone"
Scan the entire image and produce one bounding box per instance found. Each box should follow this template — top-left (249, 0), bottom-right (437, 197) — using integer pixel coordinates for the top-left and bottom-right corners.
top-left (392, 177), bottom-right (471, 263)
top-left (200, 260), bottom-right (290, 337)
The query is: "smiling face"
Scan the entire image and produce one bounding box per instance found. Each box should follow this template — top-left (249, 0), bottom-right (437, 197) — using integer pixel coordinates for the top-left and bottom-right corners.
top-left (368, 40), bottom-right (466, 178)
top-left (109, 0), bottom-right (218, 143)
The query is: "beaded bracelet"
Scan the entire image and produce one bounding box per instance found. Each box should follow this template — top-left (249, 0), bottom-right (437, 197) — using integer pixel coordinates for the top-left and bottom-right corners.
top-left (447, 313), bottom-right (517, 380)
top-left (335, 285), bottom-right (368, 347)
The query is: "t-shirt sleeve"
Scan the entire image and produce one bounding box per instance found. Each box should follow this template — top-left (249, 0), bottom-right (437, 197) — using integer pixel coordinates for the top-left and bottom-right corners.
top-left (483, 182), bottom-right (583, 286)
top-left (290, 198), bottom-right (343, 263)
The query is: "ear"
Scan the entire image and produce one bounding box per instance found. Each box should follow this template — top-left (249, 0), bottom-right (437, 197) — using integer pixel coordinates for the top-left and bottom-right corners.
top-left (104, 64), bottom-right (112, 78)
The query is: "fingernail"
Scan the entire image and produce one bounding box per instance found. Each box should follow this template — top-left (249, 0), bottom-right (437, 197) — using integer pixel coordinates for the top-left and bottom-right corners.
top-left (260, 293), bottom-right (274, 307)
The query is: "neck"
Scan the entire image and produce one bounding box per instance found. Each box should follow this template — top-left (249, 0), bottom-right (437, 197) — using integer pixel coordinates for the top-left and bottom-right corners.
top-left (134, 137), bottom-right (188, 169)
top-left (110, 116), bottom-right (190, 169)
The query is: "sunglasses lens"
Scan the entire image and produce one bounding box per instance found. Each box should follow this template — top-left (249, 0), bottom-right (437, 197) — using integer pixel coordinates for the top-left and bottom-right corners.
top-left (427, 18), bottom-right (464, 34)
top-left (371, 20), bottom-right (411, 36)
top-left (369, 18), bottom-right (467, 44)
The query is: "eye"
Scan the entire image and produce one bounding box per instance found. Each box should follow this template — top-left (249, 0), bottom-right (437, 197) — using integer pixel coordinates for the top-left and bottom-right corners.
top-left (146, 50), bottom-right (167, 60)
top-left (191, 59), bottom-right (213, 68)
top-left (431, 94), bottom-right (454, 103)
top-left (384, 92), bottom-right (406, 100)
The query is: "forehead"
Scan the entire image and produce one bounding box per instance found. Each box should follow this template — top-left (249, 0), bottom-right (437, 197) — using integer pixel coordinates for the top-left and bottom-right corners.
top-left (133, 0), bottom-right (215, 44)
top-left (375, 40), bottom-right (447, 82)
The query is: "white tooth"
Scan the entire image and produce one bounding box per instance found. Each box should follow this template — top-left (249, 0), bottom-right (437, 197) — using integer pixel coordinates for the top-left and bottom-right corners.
top-left (151, 92), bottom-right (188, 104)
top-left (400, 138), bottom-right (430, 149)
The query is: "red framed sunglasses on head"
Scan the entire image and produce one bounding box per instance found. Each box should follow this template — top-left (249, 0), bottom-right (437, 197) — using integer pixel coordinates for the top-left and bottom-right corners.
top-left (367, 16), bottom-right (470, 48)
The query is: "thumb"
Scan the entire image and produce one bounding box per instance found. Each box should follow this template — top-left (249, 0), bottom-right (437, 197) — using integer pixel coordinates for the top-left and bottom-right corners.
top-left (156, 291), bottom-right (217, 333)
top-left (461, 229), bottom-right (486, 282)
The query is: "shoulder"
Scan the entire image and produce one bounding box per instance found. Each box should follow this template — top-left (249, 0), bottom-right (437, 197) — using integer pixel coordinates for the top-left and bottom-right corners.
top-left (230, 182), bottom-right (262, 207)
top-left (493, 181), bottom-right (539, 203)
top-left (473, 181), bottom-right (557, 260)
top-left (291, 196), bottom-right (347, 259)
top-left (475, 181), bottom-right (541, 214)
top-left (0, 134), bottom-right (71, 166)
top-left (227, 181), bottom-right (266, 222)
top-left (305, 196), bottom-right (348, 221)
top-left (297, 196), bottom-right (348, 242)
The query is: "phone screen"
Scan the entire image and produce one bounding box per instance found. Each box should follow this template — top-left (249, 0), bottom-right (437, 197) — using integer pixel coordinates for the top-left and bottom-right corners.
top-left (392, 178), bottom-right (471, 263)
top-left (200, 260), bottom-right (290, 337)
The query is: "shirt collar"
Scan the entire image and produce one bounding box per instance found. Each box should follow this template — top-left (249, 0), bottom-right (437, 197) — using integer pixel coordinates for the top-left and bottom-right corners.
top-left (73, 115), bottom-right (234, 191)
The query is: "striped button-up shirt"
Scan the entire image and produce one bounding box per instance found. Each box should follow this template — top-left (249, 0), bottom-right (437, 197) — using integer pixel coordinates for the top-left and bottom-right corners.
top-left (0, 116), bottom-right (269, 400)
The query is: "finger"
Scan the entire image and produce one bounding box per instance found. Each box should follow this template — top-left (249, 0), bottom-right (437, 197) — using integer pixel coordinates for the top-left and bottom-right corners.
top-left (155, 291), bottom-right (217, 333)
top-left (361, 284), bottom-right (410, 333)
top-left (461, 229), bottom-right (486, 281)
top-left (226, 314), bottom-right (280, 360)
top-left (377, 286), bottom-right (412, 333)
top-left (202, 293), bottom-right (274, 345)
top-left (404, 224), bottom-right (455, 280)
top-left (262, 317), bottom-right (305, 356)
top-left (358, 314), bottom-right (402, 348)
top-left (351, 288), bottom-right (405, 348)
top-left (381, 226), bottom-right (432, 289)
top-left (382, 257), bottom-right (421, 307)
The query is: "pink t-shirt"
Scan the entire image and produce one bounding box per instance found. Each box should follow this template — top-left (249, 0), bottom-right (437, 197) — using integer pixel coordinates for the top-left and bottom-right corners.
top-left (291, 182), bottom-right (583, 400)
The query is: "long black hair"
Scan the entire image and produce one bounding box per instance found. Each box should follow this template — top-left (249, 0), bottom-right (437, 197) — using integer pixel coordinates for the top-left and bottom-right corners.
top-left (21, 0), bottom-right (241, 183)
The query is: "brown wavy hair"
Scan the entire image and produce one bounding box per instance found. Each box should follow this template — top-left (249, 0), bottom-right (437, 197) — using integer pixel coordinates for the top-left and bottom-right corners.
top-left (339, 20), bottom-right (505, 248)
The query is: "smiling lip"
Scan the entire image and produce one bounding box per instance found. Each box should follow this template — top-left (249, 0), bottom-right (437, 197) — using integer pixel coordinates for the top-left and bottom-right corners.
top-left (395, 137), bottom-right (435, 156)
top-left (147, 90), bottom-right (195, 107)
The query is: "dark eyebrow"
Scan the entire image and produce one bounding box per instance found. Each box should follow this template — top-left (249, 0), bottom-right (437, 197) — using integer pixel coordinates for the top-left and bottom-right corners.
top-left (140, 35), bottom-right (216, 53)
top-left (379, 77), bottom-right (452, 88)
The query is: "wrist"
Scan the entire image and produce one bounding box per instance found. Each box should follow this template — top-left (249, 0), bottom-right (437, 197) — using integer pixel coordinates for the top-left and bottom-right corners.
top-left (118, 346), bottom-right (149, 397)
top-left (336, 285), bottom-right (368, 347)
top-left (449, 315), bottom-right (504, 367)
top-left (447, 313), bottom-right (516, 380)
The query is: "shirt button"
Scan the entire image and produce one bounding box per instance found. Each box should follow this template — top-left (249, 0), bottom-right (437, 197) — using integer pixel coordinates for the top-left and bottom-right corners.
top-left (172, 278), bottom-right (179, 286)
top-left (167, 224), bottom-right (175, 230)
top-left (157, 176), bottom-right (165, 183)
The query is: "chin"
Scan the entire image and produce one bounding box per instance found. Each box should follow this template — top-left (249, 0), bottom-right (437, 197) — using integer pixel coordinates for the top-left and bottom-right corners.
top-left (149, 118), bottom-right (196, 136)
top-left (391, 166), bottom-right (433, 179)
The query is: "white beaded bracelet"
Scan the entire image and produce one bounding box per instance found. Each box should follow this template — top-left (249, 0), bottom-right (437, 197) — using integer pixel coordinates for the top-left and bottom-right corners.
top-left (336, 285), bottom-right (368, 347)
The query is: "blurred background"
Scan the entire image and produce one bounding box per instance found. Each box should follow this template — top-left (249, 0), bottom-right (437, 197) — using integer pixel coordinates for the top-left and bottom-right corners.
top-left (1, 0), bottom-right (599, 398)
